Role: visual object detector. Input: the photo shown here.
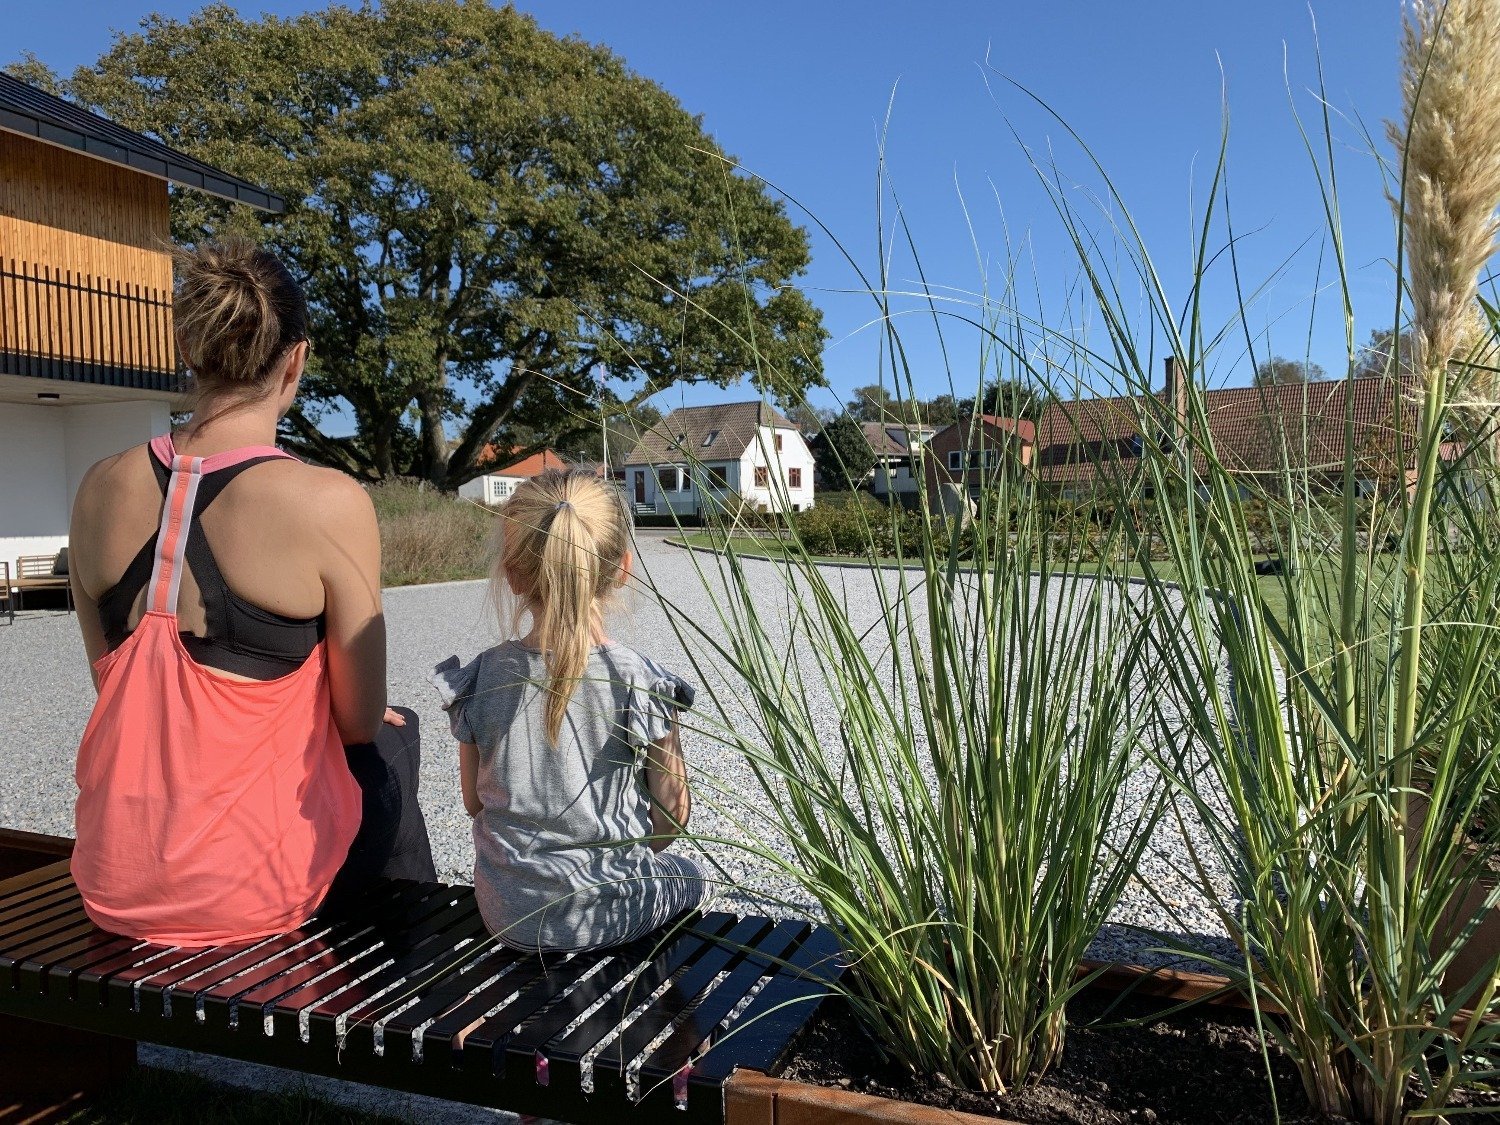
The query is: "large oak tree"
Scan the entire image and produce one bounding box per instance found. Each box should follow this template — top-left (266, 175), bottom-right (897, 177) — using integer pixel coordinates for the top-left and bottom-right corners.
top-left (31, 1), bottom-right (825, 485)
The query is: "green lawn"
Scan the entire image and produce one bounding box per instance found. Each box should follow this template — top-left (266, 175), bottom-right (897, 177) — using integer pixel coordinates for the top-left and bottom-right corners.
top-left (674, 532), bottom-right (1400, 634)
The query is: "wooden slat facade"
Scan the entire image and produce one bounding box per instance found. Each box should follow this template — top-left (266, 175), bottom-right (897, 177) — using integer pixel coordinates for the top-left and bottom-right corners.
top-left (0, 130), bottom-right (176, 383)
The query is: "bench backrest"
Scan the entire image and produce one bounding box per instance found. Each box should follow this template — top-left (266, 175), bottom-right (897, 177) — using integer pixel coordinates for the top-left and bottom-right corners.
top-left (15, 555), bottom-right (61, 579)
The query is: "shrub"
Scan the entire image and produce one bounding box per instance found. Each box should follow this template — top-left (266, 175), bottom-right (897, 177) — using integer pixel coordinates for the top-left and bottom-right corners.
top-left (369, 479), bottom-right (492, 587)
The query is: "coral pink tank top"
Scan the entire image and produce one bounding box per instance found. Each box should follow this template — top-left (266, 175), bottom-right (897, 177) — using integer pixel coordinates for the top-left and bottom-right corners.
top-left (72, 437), bottom-right (362, 946)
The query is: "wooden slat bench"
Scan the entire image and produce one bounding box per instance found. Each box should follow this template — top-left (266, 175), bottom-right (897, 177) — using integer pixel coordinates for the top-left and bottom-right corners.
top-left (13, 553), bottom-right (72, 612)
top-left (0, 833), bottom-right (841, 1124)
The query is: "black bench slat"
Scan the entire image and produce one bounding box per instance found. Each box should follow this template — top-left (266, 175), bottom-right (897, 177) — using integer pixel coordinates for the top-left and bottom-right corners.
top-left (197, 882), bottom-right (454, 1030)
top-left (459, 947), bottom-right (617, 1078)
top-left (140, 881), bottom-right (443, 1021)
top-left (419, 949), bottom-right (584, 1070)
top-left (22, 930), bottom-right (141, 994)
top-left (71, 942), bottom-right (184, 1005)
top-left (266, 895), bottom-right (484, 1042)
top-left (593, 915), bottom-right (776, 1075)
top-left (637, 919), bottom-right (809, 1083)
top-left (305, 904), bottom-right (488, 1049)
top-left (233, 881), bottom-right (445, 1017)
top-left (686, 923), bottom-right (843, 1085)
top-left (0, 859), bottom-right (72, 905)
top-left (0, 885), bottom-right (83, 943)
top-left (111, 940), bottom-right (261, 1013)
top-left (513, 913), bottom-right (740, 1077)
top-left (3, 916), bottom-right (99, 988)
top-left (376, 943), bottom-right (525, 1062)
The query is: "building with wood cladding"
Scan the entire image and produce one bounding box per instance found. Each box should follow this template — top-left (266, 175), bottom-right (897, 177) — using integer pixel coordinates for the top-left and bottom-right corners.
top-left (0, 73), bottom-right (283, 569)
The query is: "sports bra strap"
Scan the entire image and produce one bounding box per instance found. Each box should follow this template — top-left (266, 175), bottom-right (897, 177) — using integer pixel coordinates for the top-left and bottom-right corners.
top-left (143, 435), bottom-right (298, 617)
top-left (148, 456), bottom-right (205, 616)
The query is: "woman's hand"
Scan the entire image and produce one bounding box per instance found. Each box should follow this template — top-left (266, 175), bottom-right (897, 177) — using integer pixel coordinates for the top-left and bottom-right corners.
top-left (383, 707), bottom-right (406, 727)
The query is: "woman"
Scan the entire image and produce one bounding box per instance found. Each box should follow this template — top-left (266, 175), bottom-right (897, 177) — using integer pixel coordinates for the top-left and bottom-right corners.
top-left (67, 238), bottom-right (434, 946)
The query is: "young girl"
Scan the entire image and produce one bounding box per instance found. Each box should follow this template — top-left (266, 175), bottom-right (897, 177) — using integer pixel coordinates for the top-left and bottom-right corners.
top-left (431, 468), bottom-right (708, 952)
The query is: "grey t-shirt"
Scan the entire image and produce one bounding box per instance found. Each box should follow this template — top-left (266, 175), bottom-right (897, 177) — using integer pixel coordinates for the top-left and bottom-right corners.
top-left (431, 641), bottom-right (696, 951)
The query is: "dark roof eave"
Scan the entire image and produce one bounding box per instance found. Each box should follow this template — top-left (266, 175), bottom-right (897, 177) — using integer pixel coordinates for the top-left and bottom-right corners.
top-left (0, 77), bottom-right (284, 214)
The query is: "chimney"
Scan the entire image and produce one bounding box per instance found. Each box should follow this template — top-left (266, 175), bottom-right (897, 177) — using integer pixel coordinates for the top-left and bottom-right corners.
top-left (1163, 356), bottom-right (1187, 448)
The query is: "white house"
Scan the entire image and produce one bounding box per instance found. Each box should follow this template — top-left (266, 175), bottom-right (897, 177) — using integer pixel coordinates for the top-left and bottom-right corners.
top-left (457, 448), bottom-right (575, 506)
top-left (0, 73), bottom-right (284, 572)
top-left (621, 401), bottom-right (816, 516)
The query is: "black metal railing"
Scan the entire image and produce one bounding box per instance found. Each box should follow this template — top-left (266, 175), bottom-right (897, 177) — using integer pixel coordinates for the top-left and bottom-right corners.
top-left (0, 258), bottom-right (183, 393)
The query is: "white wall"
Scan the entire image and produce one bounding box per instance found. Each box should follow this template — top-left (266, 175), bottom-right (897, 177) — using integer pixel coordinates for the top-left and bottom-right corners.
top-left (739, 425), bottom-right (816, 513)
top-left (1, 400), bottom-right (169, 568)
top-left (458, 473), bottom-right (522, 505)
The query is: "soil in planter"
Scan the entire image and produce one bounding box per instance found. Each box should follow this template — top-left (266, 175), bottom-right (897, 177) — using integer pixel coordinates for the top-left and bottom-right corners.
top-left (776, 990), bottom-right (1500, 1124)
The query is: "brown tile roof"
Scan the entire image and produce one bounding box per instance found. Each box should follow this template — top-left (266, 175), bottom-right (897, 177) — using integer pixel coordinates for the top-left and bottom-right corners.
top-left (861, 422), bottom-right (938, 457)
top-left (1031, 375), bottom-right (1417, 486)
top-left (621, 401), bottom-right (795, 465)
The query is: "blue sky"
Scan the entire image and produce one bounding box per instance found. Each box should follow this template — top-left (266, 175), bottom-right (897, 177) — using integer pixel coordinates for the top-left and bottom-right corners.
top-left (10, 1), bottom-right (1407, 416)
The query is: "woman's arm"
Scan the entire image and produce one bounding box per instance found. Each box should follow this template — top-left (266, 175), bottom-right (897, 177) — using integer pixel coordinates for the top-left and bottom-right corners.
top-left (312, 472), bottom-right (387, 745)
top-left (459, 742), bottom-right (483, 818)
top-left (644, 724), bottom-right (691, 852)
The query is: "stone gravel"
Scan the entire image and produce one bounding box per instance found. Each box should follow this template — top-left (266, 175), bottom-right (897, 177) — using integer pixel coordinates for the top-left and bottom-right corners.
top-left (1, 530), bottom-right (1238, 973)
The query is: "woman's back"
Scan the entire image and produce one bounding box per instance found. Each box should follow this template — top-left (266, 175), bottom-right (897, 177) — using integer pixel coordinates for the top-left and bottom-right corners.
top-left (66, 237), bottom-right (391, 946)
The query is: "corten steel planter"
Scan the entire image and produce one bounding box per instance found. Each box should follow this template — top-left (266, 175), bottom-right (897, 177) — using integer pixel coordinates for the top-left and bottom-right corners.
top-left (722, 960), bottom-right (1276, 1125)
top-left (0, 829), bottom-right (137, 1125)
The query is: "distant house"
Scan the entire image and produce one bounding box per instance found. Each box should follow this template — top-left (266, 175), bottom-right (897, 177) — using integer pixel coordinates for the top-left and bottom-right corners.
top-left (864, 421), bottom-right (937, 506)
top-left (923, 415), bottom-right (1037, 504)
top-left (457, 448), bottom-right (575, 506)
top-left (621, 401), bottom-right (816, 516)
top-left (1030, 367), bottom-right (1433, 498)
top-left (0, 73), bottom-right (284, 567)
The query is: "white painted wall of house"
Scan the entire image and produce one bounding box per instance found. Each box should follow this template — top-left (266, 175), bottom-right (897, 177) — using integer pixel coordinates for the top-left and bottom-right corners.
top-left (624, 425), bottom-right (816, 515)
top-left (457, 473), bottom-right (525, 506)
top-left (0, 400), bottom-right (170, 567)
top-left (739, 425), bottom-right (816, 513)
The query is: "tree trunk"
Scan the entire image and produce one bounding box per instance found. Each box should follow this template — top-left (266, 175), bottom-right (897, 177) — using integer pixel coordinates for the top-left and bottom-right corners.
top-left (417, 388), bottom-right (448, 487)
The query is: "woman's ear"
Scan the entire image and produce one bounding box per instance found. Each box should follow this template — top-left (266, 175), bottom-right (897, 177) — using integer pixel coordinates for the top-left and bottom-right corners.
top-left (276, 341), bottom-right (308, 417)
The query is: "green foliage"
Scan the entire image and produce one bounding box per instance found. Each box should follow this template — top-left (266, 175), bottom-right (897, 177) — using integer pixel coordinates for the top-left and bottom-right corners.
top-left (45, 0), bottom-right (826, 485)
top-left (1252, 355), bottom-right (1327, 385)
top-left (958, 375), bottom-right (1049, 420)
top-left (809, 411), bottom-right (876, 491)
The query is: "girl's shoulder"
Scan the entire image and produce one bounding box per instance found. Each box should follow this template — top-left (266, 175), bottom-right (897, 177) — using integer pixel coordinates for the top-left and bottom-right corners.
top-left (597, 644), bottom-right (696, 713)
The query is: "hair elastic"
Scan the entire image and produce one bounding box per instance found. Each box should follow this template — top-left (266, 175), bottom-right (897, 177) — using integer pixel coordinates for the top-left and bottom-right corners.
top-left (554, 500), bottom-right (572, 512)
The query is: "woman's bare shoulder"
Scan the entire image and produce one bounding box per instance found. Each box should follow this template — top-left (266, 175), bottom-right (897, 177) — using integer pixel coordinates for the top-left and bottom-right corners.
top-left (248, 460), bottom-right (375, 528)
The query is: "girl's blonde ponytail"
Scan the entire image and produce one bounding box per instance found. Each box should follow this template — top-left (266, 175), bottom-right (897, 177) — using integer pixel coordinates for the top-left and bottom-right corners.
top-left (495, 469), bottom-right (631, 745)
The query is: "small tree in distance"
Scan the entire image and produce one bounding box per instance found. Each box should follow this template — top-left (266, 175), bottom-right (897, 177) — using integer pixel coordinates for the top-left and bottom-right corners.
top-left (1253, 356), bottom-right (1328, 386)
top-left (811, 412), bottom-right (877, 492)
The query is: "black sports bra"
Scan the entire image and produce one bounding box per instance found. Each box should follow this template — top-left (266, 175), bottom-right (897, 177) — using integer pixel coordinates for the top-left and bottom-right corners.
top-left (96, 448), bottom-right (325, 680)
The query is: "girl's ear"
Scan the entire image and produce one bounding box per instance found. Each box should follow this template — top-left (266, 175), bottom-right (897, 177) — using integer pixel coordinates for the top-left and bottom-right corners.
top-left (616, 550), bottom-right (633, 588)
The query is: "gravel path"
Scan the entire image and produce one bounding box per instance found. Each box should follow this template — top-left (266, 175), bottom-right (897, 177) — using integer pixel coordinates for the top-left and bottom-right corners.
top-left (1, 530), bottom-right (1234, 970)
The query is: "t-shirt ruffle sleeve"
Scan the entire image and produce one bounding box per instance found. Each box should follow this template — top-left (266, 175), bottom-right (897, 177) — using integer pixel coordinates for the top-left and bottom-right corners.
top-left (429, 653), bottom-right (482, 744)
top-left (626, 668), bottom-right (695, 750)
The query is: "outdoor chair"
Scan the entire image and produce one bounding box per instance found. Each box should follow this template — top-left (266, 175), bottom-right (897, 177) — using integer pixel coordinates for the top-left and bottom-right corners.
top-left (0, 562), bottom-right (12, 624)
top-left (13, 551), bottom-right (71, 612)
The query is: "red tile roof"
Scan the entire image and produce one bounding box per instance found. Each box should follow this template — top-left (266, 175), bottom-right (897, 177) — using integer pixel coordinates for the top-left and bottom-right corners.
top-left (1031, 375), bottom-right (1418, 486)
top-left (477, 448), bottom-right (572, 477)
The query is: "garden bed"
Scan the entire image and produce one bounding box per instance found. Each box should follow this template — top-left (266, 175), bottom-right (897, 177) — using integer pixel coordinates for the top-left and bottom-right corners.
top-left (754, 973), bottom-right (1500, 1125)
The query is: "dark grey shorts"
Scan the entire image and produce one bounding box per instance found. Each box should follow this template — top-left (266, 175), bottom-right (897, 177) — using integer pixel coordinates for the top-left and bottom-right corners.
top-left (318, 706), bottom-right (437, 916)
